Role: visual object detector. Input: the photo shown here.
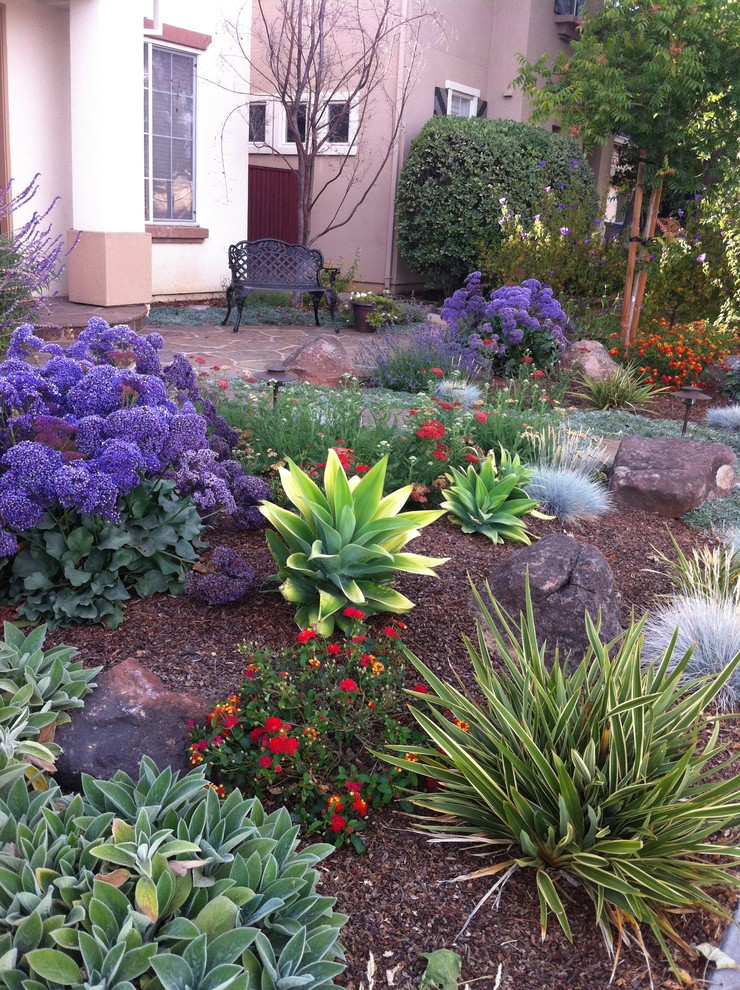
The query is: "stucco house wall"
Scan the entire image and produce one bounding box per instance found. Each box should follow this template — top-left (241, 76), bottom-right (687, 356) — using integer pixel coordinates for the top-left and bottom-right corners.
top-left (2, 0), bottom-right (252, 305)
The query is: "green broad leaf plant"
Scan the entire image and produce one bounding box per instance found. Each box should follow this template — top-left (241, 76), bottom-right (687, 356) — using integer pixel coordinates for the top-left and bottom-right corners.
top-left (382, 579), bottom-right (740, 979)
top-left (440, 448), bottom-right (544, 544)
top-left (260, 449), bottom-right (448, 635)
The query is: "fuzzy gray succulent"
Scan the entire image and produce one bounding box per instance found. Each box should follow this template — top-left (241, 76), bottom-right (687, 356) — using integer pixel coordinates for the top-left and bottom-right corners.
top-left (0, 758), bottom-right (347, 990)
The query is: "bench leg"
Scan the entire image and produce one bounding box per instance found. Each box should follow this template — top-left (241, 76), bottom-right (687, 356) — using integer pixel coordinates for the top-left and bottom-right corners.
top-left (233, 289), bottom-right (250, 333)
top-left (326, 289), bottom-right (338, 333)
top-left (309, 292), bottom-right (321, 326)
top-left (221, 285), bottom-right (234, 326)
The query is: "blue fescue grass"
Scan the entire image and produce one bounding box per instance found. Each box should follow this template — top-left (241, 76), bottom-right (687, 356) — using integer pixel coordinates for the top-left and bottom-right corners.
top-left (526, 466), bottom-right (612, 523)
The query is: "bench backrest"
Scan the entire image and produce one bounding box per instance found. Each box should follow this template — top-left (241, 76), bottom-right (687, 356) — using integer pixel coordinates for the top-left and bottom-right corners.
top-left (227, 238), bottom-right (325, 287)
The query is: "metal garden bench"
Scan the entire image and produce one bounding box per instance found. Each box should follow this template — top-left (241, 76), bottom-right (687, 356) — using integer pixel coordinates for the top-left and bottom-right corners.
top-left (221, 237), bottom-right (339, 333)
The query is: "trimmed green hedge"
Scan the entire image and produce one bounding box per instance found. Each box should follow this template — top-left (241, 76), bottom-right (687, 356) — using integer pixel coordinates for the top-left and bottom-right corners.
top-left (395, 116), bottom-right (598, 290)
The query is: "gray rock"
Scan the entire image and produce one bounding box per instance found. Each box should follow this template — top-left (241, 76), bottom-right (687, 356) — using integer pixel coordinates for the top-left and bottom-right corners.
top-left (484, 535), bottom-right (622, 670)
top-left (558, 339), bottom-right (621, 381)
top-left (608, 437), bottom-right (735, 517)
top-left (55, 658), bottom-right (210, 790)
top-left (284, 336), bottom-right (353, 386)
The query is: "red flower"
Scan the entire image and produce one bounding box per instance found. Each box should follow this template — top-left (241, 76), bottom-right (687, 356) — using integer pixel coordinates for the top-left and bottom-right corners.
top-left (269, 735), bottom-right (299, 756)
top-left (297, 629), bottom-right (317, 644)
top-left (343, 607), bottom-right (366, 619)
top-left (351, 635), bottom-right (367, 643)
top-left (474, 411), bottom-right (488, 423)
top-left (339, 678), bottom-right (359, 692)
top-left (432, 443), bottom-right (448, 461)
top-left (330, 814), bottom-right (347, 832)
top-left (258, 756), bottom-right (272, 768)
top-left (465, 454), bottom-right (479, 463)
top-left (327, 643), bottom-right (341, 655)
top-left (436, 401), bottom-right (454, 410)
top-left (416, 419), bottom-right (446, 440)
top-left (428, 368), bottom-right (444, 376)
top-left (383, 626), bottom-right (401, 638)
top-left (264, 717), bottom-right (283, 732)
top-left (356, 464), bottom-right (371, 473)
top-left (521, 355), bottom-right (534, 364)
top-left (223, 715), bottom-right (240, 730)
top-left (353, 797), bottom-right (368, 816)
top-left (250, 727), bottom-right (265, 742)
top-left (532, 369), bottom-right (546, 379)
top-left (411, 683), bottom-right (429, 693)
top-left (345, 781), bottom-right (362, 793)
top-left (218, 380), bottom-right (228, 390)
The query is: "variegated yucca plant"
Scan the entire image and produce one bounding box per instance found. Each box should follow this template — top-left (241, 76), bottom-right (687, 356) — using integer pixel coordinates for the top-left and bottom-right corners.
top-left (260, 450), bottom-right (447, 634)
top-left (383, 580), bottom-right (740, 980)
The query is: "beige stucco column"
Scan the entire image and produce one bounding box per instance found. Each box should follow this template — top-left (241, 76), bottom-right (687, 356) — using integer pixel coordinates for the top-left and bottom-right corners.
top-left (66, 0), bottom-right (152, 305)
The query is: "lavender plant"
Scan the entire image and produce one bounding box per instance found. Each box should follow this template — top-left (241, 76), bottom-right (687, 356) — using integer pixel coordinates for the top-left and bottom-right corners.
top-left (441, 272), bottom-right (572, 376)
top-left (0, 174), bottom-right (71, 333)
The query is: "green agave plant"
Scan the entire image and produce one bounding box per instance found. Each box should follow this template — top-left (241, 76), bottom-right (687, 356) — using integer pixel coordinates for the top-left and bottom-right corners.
top-left (383, 581), bottom-right (740, 979)
top-left (440, 448), bottom-right (543, 543)
top-left (260, 449), bottom-right (447, 634)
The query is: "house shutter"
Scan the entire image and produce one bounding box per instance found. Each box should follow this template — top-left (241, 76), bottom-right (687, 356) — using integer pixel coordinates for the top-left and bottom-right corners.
top-left (476, 100), bottom-right (488, 119)
top-left (433, 86), bottom-right (447, 116)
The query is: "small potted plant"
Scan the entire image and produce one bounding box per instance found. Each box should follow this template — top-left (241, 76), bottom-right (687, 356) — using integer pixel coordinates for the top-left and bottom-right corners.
top-left (349, 290), bottom-right (403, 333)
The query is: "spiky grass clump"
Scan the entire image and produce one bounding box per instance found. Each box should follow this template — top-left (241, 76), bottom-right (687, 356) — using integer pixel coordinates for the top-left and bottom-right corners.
top-left (706, 404), bottom-right (740, 431)
top-left (529, 422), bottom-right (606, 477)
top-left (642, 595), bottom-right (740, 711)
top-left (526, 467), bottom-right (612, 523)
top-left (382, 582), bottom-right (740, 979)
top-left (434, 377), bottom-right (483, 407)
top-left (652, 531), bottom-right (740, 603)
top-left (576, 363), bottom-right (669, 412)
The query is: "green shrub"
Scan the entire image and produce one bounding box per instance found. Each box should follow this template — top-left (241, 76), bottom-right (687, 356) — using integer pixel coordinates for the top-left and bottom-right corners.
top-left (383, 582), bottom-right (740, 975)
top-left (395, 116), bottom-right (597, 290)
top-left (480, 195), bottom-right (625, 301)
top-left (441, 449), bottom-right (541, 543)
top-left (189, 618), bottom-right (425, 852)
top-left (1, 479), bottom-right (206, 629)
top-left (260, 449), bottom-right (447, 635)
top-left (0, 757), bottom-right (347, 989)
top-left (574, 363), bottom-right (669, 412)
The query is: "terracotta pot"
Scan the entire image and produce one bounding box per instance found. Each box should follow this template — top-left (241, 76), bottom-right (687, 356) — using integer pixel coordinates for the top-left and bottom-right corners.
top-left (351, 301), bottom-right (376, 333)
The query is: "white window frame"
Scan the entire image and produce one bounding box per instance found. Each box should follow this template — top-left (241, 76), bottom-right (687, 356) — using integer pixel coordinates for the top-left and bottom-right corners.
top-left (248, 95), bottom-right (359, 157)
top-left (144, 40), bottom-right (197, 224)
top-left (444, 80), bottom-right (480, 118)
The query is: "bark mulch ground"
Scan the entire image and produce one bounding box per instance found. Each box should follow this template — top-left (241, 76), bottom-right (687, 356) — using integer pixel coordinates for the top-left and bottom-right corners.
top-left (48, 504), bottom-right (738, 990)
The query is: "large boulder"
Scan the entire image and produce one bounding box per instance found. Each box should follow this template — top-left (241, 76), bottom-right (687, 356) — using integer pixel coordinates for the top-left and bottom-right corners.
top-left (484, 535), bottom-right (622, 670)
top-left (558, 340), bottom-right (621, 381)
top-left (284, 336), bottom-right (353, 386)
top-left (608, 437), bottom-right (735, 517)
top-left (55, 658), bottom-right (210, 790)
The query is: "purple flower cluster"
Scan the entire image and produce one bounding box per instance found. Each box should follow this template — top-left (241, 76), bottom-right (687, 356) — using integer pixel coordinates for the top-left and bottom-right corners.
top-left (184, 546), bottom-right (255, 606)
top-left (0, 318), bottom-right (269, 554)
top-left (441, 273), bottom-right (572, 372)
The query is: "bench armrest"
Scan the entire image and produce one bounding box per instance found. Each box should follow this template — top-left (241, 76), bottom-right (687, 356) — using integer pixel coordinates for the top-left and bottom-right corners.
top-left (322, 266), bottom-right (340, 287)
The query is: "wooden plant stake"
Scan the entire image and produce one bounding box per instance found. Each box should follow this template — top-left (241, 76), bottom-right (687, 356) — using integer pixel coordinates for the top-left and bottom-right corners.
top-left (620, 149), bottom-right (648, 345)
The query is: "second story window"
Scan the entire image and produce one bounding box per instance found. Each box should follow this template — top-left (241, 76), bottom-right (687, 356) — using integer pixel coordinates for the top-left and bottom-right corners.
top-left (144, 43), bottom-right (196, 222)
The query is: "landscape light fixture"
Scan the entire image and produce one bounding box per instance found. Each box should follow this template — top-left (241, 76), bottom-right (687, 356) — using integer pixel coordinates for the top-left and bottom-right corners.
top-left (672, 386), bottom-right (710, 435)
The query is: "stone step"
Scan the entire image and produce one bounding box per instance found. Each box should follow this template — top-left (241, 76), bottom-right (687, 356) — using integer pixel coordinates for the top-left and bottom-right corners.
top-left (33, 297), bottom-right (148, 340)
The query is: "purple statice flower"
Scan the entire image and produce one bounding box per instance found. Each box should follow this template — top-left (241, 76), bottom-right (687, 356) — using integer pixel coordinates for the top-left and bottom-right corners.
top-left (0, 529), bottom-right (18, 557)
top-left (2, 441), bottom-right (65, 501)
top-left (103, 407), bottom-right (170, 472)
top-left (184, 546), bottom-right (255, 606)
top-left (67, 318), bottom-right (165, 376)
top-left (163, 353), bottom-right (200, 402)
top-left (164, 413), bottom-right (208, 462)
top-left (0, 487), bottom-right (45, 533)
top-left (65, 365), bottom-right (132, 418)
top-left (54, 463), bottom-right (119, 519)
top-left (170, 448), bottom-right (237, 518)
top-left (91, 439), bottom-right (145, 492)
top-left (43, 356), bottom-right (88, 393)
top-left (74, 416), bottom-right (106, 455)
top-left (6, 325), bottom-right (64, 361)
top-left (232, 505), bottom-right (265, 531)
top-left (233, 474), bottom-right (272, 507)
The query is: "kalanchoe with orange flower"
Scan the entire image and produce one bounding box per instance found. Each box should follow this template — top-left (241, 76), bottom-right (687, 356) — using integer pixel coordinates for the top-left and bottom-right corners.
top-left (188, 615), bottom-right (426, 851)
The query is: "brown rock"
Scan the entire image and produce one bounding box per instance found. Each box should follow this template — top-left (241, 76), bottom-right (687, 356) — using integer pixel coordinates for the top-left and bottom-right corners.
top-left (484, 534), bottom-right (622, 670)
top-left (284, 336), bottom-right (353, 385)
top-left (608, 437), bottom-right (736, 517)
top-left (55, 658), bottom-right (210, 790)
top-left (558, 339), bottom-right (621, 380)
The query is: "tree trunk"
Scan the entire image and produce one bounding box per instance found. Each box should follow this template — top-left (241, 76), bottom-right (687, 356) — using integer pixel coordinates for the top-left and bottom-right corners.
top-left (626, 176), bottom-right (663, 344)
top-left (620, 149), bottom-right (648, 346)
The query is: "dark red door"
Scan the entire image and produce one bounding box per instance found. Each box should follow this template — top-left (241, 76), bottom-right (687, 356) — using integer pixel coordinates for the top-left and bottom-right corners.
top-left (247, 165), bottom-right (299, 242)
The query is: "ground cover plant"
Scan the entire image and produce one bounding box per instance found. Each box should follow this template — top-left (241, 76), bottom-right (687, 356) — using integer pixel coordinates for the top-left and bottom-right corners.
top-left (0, 321), bottom-right (269, 627)
top-left (189, 616), bottom-right (426, 852)
top-left (383, 582), bottom-right (740, 980)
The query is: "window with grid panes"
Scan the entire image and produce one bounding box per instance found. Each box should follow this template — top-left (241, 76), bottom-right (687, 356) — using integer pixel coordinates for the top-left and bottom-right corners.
top-left (144, 44), bottom-right (196, 222)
